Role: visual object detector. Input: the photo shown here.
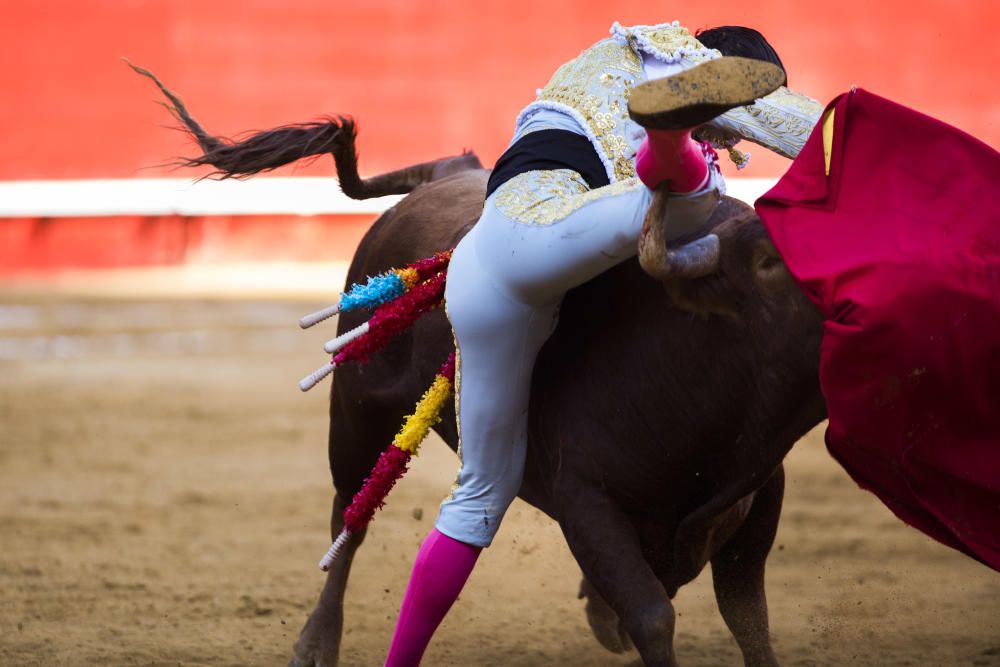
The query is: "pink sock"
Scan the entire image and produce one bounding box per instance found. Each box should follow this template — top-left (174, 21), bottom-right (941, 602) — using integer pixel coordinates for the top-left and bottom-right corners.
top-left (384, 528), bottom-right (482, 666)
top-left (635, 128), bottom-right (709, 193)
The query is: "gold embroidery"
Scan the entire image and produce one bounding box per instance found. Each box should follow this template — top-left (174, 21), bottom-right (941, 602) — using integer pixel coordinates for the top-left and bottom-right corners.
top-left (442, 302), bottom-right (463, 502)
top-left (693, 125), bottom-right (751, 168)
top-left (524, 24), bottom-right (718, 183)
top-left (709, 86), bottom-right (824, 160)
top-left (641, 29), bottom-right (704, 54)
top-left (535, 39), bottom-right (643, 180)
top-left (493, 169), bottom-right (642, 226)
top-left (623, 24), bottom-right (720, 65)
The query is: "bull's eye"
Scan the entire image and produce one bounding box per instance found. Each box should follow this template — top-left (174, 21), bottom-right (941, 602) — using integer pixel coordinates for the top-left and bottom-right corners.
top-left (757, 255), bottom-right (783, 272)
top-left (752, 241), bottom-right (790, 292)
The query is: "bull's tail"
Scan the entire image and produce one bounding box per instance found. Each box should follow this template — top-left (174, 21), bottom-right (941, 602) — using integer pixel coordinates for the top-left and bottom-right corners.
top-left (125, 59), bottom-right (482, 199)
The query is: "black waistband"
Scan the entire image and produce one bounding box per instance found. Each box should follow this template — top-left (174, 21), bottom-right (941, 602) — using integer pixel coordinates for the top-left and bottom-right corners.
top-left (485, 129), bottom-right (611, 199)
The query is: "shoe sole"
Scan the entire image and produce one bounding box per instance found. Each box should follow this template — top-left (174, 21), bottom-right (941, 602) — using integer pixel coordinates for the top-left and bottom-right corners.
top-left (628, 57), bottom-right (786, 130)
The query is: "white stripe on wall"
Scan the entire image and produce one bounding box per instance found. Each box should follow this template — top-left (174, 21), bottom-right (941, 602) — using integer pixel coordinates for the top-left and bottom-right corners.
top-left (0, 177), bottom-right (778, 218)
top-left (721, 179), bottom-right (777, 206)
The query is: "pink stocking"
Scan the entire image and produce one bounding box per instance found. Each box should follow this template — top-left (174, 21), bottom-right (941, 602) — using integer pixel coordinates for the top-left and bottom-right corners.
top-left (384, 528), bottom-right (482, 666)
top-left (635, 128), bottom-right (710, 193)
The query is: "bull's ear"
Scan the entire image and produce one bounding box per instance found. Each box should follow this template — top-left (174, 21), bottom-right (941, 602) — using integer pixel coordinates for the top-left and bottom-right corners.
top-left (659, 218), bottom-right (745, 319)
top-left (660, 237), bottom-right (736, 319)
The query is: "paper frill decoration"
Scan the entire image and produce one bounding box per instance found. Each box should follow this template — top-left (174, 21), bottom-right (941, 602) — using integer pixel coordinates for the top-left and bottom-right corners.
top-left (299, 251), bottom-right (453, 329)
top-left (298, 250), bottom-right (457, 570)
top-left (298, 251), bottom-right (452, 392)
top-left (318, 353), bottom-right (457, 571)
top-left (298, 264), bottom-right (450, 391)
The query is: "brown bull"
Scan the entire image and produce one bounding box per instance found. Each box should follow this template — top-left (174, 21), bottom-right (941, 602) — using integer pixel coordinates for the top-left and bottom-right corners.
top-left (288, 143), bottom-right (827, 667)
top-left (127, 64), bottom-right (826, 666)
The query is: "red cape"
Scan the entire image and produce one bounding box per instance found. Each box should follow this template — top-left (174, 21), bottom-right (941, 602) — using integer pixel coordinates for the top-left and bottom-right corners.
top-left (756, 89), bottom-right (1000, 570)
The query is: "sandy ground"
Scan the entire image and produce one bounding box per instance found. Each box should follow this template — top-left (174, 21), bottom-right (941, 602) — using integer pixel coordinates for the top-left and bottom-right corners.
top-left (1, 294), bottom-right (998, 667)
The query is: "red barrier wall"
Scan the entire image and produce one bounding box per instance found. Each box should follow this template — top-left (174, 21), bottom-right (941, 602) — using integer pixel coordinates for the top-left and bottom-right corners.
top-left (0, 214), bottom-right (374, 272)
top-left (4, 0), bottom-right (997, 180)
top-left (2, 2), bottom-right (997, 274)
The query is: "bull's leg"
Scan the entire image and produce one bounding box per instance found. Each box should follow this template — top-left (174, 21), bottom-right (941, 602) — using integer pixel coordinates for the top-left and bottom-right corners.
top-left (291, 367), bottom-right (410, 667)
top-left (709, 467), bottom-right (784, 667)
top-left (558, 484), bottom-right (679, 667)
top-left (289, 493), bottom-right (366, 667)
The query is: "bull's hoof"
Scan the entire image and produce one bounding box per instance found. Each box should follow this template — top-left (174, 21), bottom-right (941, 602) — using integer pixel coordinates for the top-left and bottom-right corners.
top-left (290, 605), bottom-right (343, 667)
top-left (288, 650), bottom-right (327, 667)
top-left (288, 648), bottom-right (336, 667)
top-left (579, 578), bottom-right (634, 654)
top-left (289, 640), bottom-right (339, 667)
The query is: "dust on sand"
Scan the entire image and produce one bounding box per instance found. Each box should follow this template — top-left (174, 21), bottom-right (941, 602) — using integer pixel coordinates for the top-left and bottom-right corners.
top-left (1, 297), bottom-right (998, 666)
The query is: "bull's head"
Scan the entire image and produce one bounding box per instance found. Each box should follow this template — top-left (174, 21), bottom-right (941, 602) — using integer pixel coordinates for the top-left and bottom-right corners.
top-left (637, 185), bottom-right (828, 459)
top-left (638, 186), bottom-right (823, 352)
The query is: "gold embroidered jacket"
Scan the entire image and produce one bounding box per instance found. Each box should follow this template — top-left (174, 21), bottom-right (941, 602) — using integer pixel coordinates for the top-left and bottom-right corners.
top-left (514, 21), bottom-right (720, 183)
top-left (514, 21), bottom-right (825, 177)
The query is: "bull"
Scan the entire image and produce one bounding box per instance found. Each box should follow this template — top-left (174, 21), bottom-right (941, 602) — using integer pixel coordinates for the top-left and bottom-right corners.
top-left (126, 63), bottom-right (827, 666)
top-left (288, 131), bottom-right (827, 667)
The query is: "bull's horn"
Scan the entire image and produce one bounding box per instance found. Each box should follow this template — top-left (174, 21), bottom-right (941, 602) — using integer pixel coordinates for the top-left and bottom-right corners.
top-left (664, 235), bottom-right (721, 278)
top-left (641, 232), bottom-right (720, 281)
top-left (638, 186), bottom-right (721, 280)
top-left (638, 185), bottom-right (672, 278)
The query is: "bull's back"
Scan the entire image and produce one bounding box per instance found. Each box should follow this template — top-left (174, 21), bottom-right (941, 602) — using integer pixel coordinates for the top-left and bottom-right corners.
top-left (345, 169), bottom-right (488, 284)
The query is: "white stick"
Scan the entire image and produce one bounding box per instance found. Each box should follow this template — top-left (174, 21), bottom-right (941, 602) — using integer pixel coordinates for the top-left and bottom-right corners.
top-left (299, 303), bottom-right (341, 329)
top-left (319, 529), bottom-right (353, 571)
top-left (298, 360), bottom-right (337, 392)
top-left (322, 321), bottom-right (370, 354)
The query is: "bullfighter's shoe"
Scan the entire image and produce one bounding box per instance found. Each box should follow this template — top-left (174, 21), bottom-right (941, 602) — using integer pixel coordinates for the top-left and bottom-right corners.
top-left (628, 57), bottom-right (786, 191)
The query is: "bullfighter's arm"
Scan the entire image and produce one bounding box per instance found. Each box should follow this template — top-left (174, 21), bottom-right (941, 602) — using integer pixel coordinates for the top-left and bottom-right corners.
top-left (696, 86), bottom-right (824, 164)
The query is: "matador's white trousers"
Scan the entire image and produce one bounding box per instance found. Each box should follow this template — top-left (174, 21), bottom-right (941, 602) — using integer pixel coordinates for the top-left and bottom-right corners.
top-left (435, 167), bottom-right (719, 547)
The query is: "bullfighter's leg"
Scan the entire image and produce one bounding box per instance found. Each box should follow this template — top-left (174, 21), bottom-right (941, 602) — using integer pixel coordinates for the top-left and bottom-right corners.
top-left (383, 223), bottom-right (562, 665)
top-left (434, 222), bottom-right (565, 546)
top-left (710, 467), bottom-right (785, 667)
top-left (558, 483), bottom-right (680, 667)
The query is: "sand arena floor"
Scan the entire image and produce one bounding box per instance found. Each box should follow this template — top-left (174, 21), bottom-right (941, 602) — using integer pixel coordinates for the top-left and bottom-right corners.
top-left (1, 295), bottom-right (998, 666)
